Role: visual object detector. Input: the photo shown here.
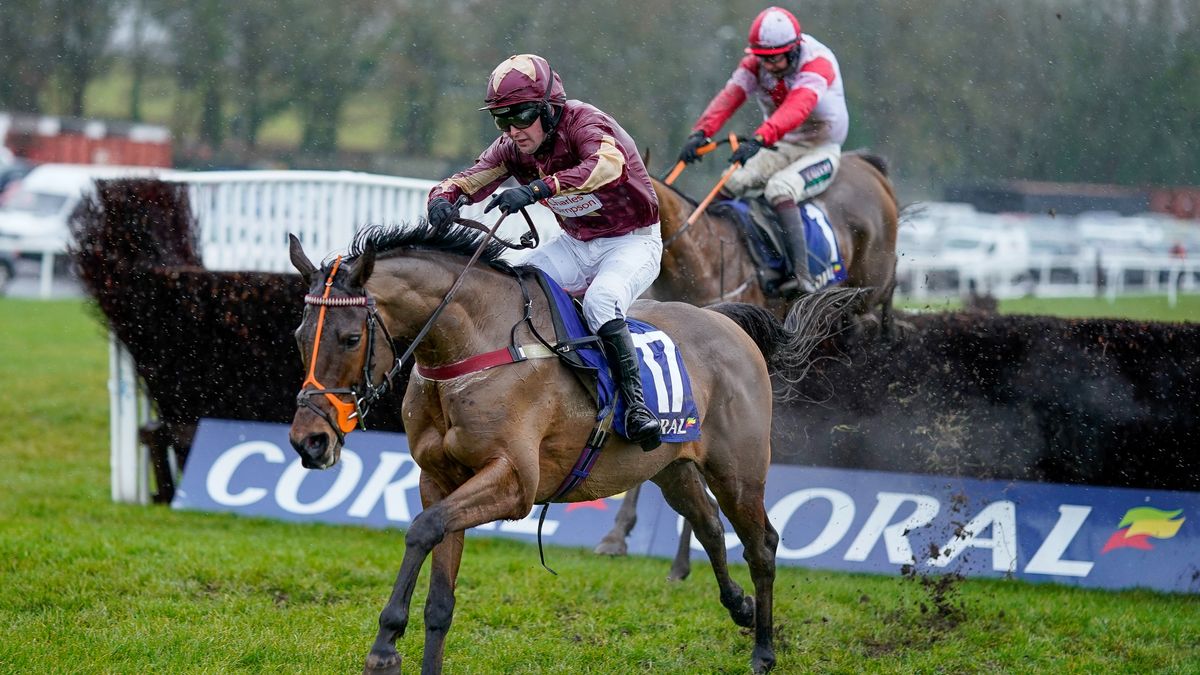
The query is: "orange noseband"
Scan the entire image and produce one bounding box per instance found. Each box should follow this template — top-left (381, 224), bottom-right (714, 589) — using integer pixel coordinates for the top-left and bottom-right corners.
top-left (300, 256), bottom-right (361, 435)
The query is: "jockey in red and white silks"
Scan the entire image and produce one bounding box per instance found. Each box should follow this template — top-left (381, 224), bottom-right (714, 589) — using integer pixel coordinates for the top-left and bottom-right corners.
top-left (678, 6), bottom-right (847, 291)
top-left (692, 9), bottom-right (847, 203)
top-left (427, 53), bottom-right (663, 449)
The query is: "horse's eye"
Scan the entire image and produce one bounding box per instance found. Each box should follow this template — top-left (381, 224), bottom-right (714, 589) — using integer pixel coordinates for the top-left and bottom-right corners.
top-left (343, 334), bottom-right (362, 349)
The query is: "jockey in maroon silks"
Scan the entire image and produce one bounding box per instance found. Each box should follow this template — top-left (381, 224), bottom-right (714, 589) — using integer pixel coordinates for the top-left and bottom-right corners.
top-left (678, 6), bottom-right (849, 294)
top-left (426, 54), bottom-right (663, 450)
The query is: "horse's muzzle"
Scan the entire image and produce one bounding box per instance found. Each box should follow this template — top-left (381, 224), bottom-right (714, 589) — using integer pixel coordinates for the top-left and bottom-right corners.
top-left (290, 431), bottom-right (332, 469)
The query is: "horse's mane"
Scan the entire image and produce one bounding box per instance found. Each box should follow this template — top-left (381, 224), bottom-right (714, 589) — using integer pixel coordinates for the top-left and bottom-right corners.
top-left (844, 149), bottom-right (889, 177)
top-left (348, 220), bottom-right (509, 267)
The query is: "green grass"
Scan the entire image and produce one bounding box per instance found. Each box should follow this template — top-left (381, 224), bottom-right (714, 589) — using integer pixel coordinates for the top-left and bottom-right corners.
top-left (900, 293), bottom-right (1200, 323)
top-left (83, 66), bottom-right (392, 152)
top-left (2, 298), bottom-right (1199, 673)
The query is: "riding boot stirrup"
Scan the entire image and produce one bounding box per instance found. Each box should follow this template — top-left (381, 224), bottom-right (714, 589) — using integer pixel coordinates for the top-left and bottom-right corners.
top-left (597, 318), bottom-right (662, 451)
top-left (775, 200), bottom-right (819, 294)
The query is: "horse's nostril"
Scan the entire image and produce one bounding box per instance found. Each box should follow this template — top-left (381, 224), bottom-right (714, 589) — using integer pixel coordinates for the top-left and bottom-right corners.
top-left (291, 432), bottom-right (329, 463)
top-left (304, 433), bottom-right (328, 456)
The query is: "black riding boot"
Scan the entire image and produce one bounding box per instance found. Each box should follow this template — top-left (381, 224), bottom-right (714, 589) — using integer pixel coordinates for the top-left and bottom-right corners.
top-left (775, 199), bottom-right (818, 293)
top-left (597, 318), bottom-right (662, 451)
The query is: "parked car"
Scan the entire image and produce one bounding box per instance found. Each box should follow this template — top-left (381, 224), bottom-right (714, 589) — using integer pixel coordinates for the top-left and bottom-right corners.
top-left (0, 163), bottom-right (170, 255)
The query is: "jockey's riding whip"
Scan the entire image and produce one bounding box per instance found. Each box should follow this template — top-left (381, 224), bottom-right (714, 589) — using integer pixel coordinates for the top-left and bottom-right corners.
top-left (662, 136), bottom-right (732, 185)
top-left (684, 134), bottom-right (741, 226)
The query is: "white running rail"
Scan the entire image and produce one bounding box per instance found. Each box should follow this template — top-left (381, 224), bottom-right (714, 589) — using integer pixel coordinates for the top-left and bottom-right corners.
top-left (110, 169), bottom-right (560, 503)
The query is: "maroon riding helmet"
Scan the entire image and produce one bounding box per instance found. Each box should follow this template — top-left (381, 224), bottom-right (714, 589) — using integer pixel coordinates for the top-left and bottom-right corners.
top-left (480, 54), bottom-right (566, 135)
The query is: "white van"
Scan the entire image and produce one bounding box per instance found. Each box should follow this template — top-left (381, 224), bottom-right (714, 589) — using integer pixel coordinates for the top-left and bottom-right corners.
top-left (0, 163), bottom-right (170, 254)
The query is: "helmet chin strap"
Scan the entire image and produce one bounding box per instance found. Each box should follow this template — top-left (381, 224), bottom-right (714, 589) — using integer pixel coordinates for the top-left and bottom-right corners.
top-left (532, 68), bottom-right (562, 155)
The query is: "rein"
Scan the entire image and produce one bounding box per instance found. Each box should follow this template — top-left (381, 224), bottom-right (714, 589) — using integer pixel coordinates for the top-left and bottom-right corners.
top-left (296, 256), bottom-right (397, 446)
top-left (297, 208), bottom-right (542, 438)
top-left (453, 206), bottom-right (541, 250)
top-left (660, 135), bottom-right (738, 249)
top-left (295, 218), bottom-right (621, 575)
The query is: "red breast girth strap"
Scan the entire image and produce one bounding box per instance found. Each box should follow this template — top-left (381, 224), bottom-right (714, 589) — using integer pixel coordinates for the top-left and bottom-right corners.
top-left (415, 343), bottom-right (557, 381)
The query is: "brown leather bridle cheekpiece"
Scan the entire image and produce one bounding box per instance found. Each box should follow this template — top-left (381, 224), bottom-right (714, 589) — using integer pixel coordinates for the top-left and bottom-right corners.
top-left (295, 256), bottom-right (397, 444)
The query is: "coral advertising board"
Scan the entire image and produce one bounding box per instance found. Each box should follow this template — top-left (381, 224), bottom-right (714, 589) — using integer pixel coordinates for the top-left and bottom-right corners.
top-left (174, 419), bottom-right (1199, 594)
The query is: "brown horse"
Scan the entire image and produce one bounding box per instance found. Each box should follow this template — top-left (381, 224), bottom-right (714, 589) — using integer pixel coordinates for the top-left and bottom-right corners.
top-left (649, 152), bottom-right (899, 332)
top-left (286, 222), bottom-right (852, 674)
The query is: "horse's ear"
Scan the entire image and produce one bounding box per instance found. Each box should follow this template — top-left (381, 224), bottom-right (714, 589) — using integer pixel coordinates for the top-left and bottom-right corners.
top-left (349, 245), bottom-right (375, 289)
top-left (289, 233), bottom-right (317, 285)
top-left (642, 145), bottom-right (651, 167)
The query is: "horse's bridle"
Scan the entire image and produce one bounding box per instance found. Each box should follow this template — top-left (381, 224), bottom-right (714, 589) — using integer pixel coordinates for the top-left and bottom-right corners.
top-left (295, 209), bottom-right (541, 444)
top-left (296, 256), bottom-right (400, 446)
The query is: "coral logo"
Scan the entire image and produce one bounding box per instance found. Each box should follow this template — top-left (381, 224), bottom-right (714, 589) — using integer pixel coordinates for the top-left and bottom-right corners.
top-left (1101, 507), bottom-right (1185, 554)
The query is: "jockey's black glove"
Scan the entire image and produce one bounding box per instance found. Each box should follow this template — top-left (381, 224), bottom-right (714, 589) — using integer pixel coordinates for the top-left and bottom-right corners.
top-left (484, 179), bottom-right (552, 215)
top-left (729, 136), bottom-right (765, 166)
top-left (678, 130), bottom-right (710, 164)
top-left (427, 197), bottom-right (459, 229)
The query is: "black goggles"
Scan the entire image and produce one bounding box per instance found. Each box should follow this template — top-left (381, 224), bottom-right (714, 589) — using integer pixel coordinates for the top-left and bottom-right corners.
top-left (757, 51), bottom-right (789, 65)
top-left (492, 105), bottom-right (541, 131)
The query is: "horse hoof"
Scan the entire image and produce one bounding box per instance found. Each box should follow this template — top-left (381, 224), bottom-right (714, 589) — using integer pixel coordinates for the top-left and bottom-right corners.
top-left (751, 646), bottom-right (776, 673)
top-left (593, 538), bottom-right (628, 556)
top-left (666, 563), bottom-right (691, 582)
top-left (731, 595), bottom-right (755, 628)
top-left (364, 650), bottom-right (401, 675)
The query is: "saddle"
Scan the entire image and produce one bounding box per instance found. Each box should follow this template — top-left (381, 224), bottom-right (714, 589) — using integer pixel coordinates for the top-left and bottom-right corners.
top-left (528, 268), bottom-right (700, 503)
top-left (709, 197), bottom-right (847, 296)
top-left (530, 270), bottom-right (700, 443)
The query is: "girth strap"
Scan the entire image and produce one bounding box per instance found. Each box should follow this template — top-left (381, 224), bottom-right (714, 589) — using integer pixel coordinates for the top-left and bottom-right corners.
top-left (535, 409), bottom-right (615, 575)
top-left (415, 343), bottom-right (557, 381)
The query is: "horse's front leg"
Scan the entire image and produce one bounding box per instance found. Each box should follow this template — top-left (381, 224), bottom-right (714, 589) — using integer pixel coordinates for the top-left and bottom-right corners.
top-left (420, 526), bottom-right (464, 675)
top-left (364, 458), bottom-right (532, 675)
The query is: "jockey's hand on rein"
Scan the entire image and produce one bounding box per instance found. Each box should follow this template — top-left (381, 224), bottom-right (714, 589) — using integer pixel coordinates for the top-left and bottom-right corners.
top-left (678, 130), bottom-right (710, 164)
top-left (427, 197), bottom-right (459, 229)
top-left (729, 136), bottom-right (766, 166)
top-left (484, 179), bottom-right (552, 215)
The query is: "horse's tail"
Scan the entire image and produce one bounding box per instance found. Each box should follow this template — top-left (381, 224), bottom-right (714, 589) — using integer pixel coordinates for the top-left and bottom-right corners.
top-left (711, 288), bottom-right (868, 397)
top-left (709, 289), bottom-right (866, 368)
top-left (707, 302), bottom-right (789, 363)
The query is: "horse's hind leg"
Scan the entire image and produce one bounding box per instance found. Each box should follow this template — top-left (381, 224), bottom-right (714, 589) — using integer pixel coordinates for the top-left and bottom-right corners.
top-left (594, 483), bottom-right (698, 580)
top-left (594, 483), bottom-right (641, 556)
top-left (703, 466), bottom-right (778, 673)
top-left (652, 462), bottom-right (755, 628)
top-left (669, 521), bottom-right (694, 581)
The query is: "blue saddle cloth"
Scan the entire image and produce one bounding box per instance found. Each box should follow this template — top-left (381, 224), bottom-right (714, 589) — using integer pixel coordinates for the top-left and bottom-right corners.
top-left (720, 198), bottom-right (847, 288)
top-left (539, 270), bottom-right (701, 443)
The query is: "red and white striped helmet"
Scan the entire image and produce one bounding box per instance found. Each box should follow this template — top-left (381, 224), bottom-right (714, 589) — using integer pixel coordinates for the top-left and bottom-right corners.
top-left (746, 6), bottom-right (802, 55)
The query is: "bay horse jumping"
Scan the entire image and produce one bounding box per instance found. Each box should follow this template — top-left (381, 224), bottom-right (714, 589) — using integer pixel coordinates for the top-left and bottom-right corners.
top-left (649, 151), bottom-right (899, 332)
top-left (286, 222), bottom-right (852, 674)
